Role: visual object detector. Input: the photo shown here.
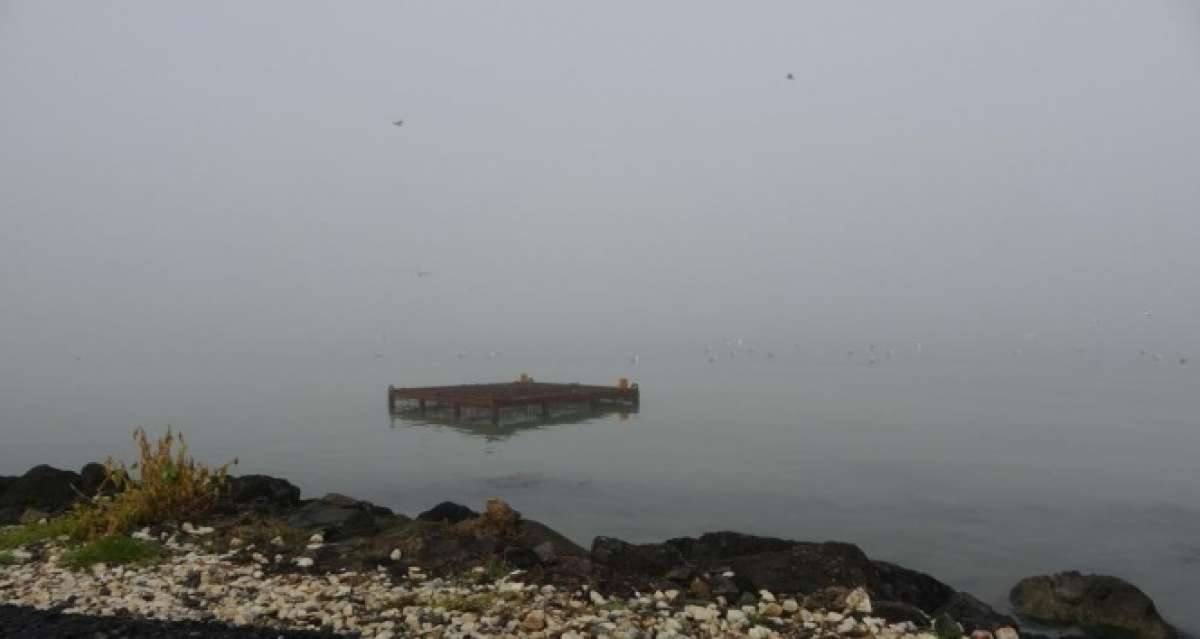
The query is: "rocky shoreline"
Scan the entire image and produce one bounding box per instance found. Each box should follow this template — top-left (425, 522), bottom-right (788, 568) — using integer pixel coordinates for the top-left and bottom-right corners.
top-left (0, 464), bottom-right (1181, 639)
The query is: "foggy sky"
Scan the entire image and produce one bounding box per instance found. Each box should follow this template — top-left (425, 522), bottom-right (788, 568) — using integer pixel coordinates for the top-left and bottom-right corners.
top-left (3, 1), bottom-right (1199, 362)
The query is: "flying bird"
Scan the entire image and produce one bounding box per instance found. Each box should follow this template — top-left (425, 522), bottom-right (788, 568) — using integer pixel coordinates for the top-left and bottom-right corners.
top-left (392, 119), bottom-right (404, 127)
top-left (416, 269), bottom-right (431, 278)
top-left (786, 73), bottom-right (794, 80)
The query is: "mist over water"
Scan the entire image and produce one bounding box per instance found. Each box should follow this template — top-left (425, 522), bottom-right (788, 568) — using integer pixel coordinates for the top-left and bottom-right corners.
top-left (3, 0), bottom-right (1200, 633)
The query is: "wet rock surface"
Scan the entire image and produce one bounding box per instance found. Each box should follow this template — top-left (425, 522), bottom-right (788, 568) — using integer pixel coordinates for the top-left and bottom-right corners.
top-left (1011, 571), bottom-right (1178, 639)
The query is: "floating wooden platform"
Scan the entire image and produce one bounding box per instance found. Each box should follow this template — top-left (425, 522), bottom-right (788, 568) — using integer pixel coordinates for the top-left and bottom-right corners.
top-left (387, 379), bottom-right (639, 424)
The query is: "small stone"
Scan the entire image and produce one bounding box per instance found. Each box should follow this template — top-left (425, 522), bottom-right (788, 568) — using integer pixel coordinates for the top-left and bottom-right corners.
top-left (995, 628), bottom-right (1019, 639)
top-left (520, 610), bottom-right (546, 632)
top-left (688, 577), bottom-right (711, 599)
top-left (845, 586), bottom-right (872, 613)
top-left (761, 602), bottom-right (783, 618)
top-left (972, 631), bottom-right (995, 639)
top-left (727, 610), bottom-right (748, 625)
top-left (590, 590), bottom-right (608, 606)
top-left (182, 522), bottom-right (196, 534)
top-left (309, 533), bottom-right (324, 544)
top-left (376, 632), bottom-right (395, 639)
top-left (390, 548), bottom-right (401, 561)
top-left (685, 605), bottom-right (715, 622)
top-left (759, 590), bottom-right (776, 602)
top-left (270, 536), bottom-right (285, 547)
top-left (229, 537), bottom-right (243, 547)
top-left (533, 541), bottom-right (558, 564)
top-left (295, 557), bottom-right (314, 568)
top-left (782, 599), bottom-right (799, 613)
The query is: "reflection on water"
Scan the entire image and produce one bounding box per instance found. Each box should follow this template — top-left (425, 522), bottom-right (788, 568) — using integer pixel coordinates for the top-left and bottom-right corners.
top-left (389, 404), bottom-right (636, 442)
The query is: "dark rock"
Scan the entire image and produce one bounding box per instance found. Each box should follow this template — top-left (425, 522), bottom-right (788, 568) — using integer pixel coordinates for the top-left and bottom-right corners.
top-left (689, 576), bottom-right (712, 598)
top-left (873, 560), bottom-right (957, 616)
top-left (668, 531), bottom-right (797, 560)
top-left (0, 465), bottom-right (82, 512)
top-left (318, 492), bottom-right (393, 517)
top-left (285, 495), bottom-right (381, 540)
top-left (613, 530), bottom-right (1010, 630)
top-left (513, 520), bottom-right (587, 559)
top-left (1011, 571), bottom-right (1178, 639)
top-left (225, 475), bottom-right (301, 509)
top-left (417, 501), bottom-right (478, 524)
top-left (0, 602), bottom-right (347, 638)
top-left (77, 463), bottom-right (108, 496)
top-left (709, 573), bottom-right (742, 600)
top-left (935, 591), bottom-right (1017, 633)
top-left (728, 541), bottom-right (878, 595)
top-left (665, 565), bottom-right (694, 583)
top-left (0, 508), bottom-right (21, 526)
top-left (590, 536), bottom-right (686, 577)
top-left (503, 545), bottom-right (541, 570)
top-left (0, 476), bottom-right (16, 498)
top-left (874, 600), bottom-right (932, 627)
top-left (181, 571), bottom-right (201, 589)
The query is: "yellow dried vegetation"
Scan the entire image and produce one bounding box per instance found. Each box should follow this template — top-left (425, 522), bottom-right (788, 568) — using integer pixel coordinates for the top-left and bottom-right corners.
top-left (69, 427), bottom-right (235, 540)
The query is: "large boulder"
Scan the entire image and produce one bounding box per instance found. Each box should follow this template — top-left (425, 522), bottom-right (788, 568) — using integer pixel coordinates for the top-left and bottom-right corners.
top-left (77, 463), bottom-right (109, 496)
top-left (417, 502), bottom-right (478, 525)
top-left (0, 476), bottom-right (16, 497)
top-left (225, 475), bottom-right (302, 510)
top-left (591, 536), bottom-right (686, 576)
top-left (591, 530), bottom-right (1013, 630)
top-left (0, 465), bottom-right (82, 513)
top-left (285, 493), bottom-right (394, 540)
top-left (1010, 571), bottom-right (1178, 639)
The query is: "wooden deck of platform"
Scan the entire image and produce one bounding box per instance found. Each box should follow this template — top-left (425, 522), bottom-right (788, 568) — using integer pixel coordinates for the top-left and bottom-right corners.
top-left (387, 380), bottom-right (639, 424)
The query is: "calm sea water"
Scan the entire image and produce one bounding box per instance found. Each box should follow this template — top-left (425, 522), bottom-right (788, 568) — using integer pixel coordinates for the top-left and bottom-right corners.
top-left (2, 341), bottom-right (1197, 632)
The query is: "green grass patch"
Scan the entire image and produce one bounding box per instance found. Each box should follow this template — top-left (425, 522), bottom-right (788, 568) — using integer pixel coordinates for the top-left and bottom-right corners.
top-left (0, 551), bottom-right (13, 566)
top-left (0, 517), bottom-right (82, 551)
top-left (62, 535), bottom-right (161, 568)
top-left (427, 592), bottom-right (500, 614)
